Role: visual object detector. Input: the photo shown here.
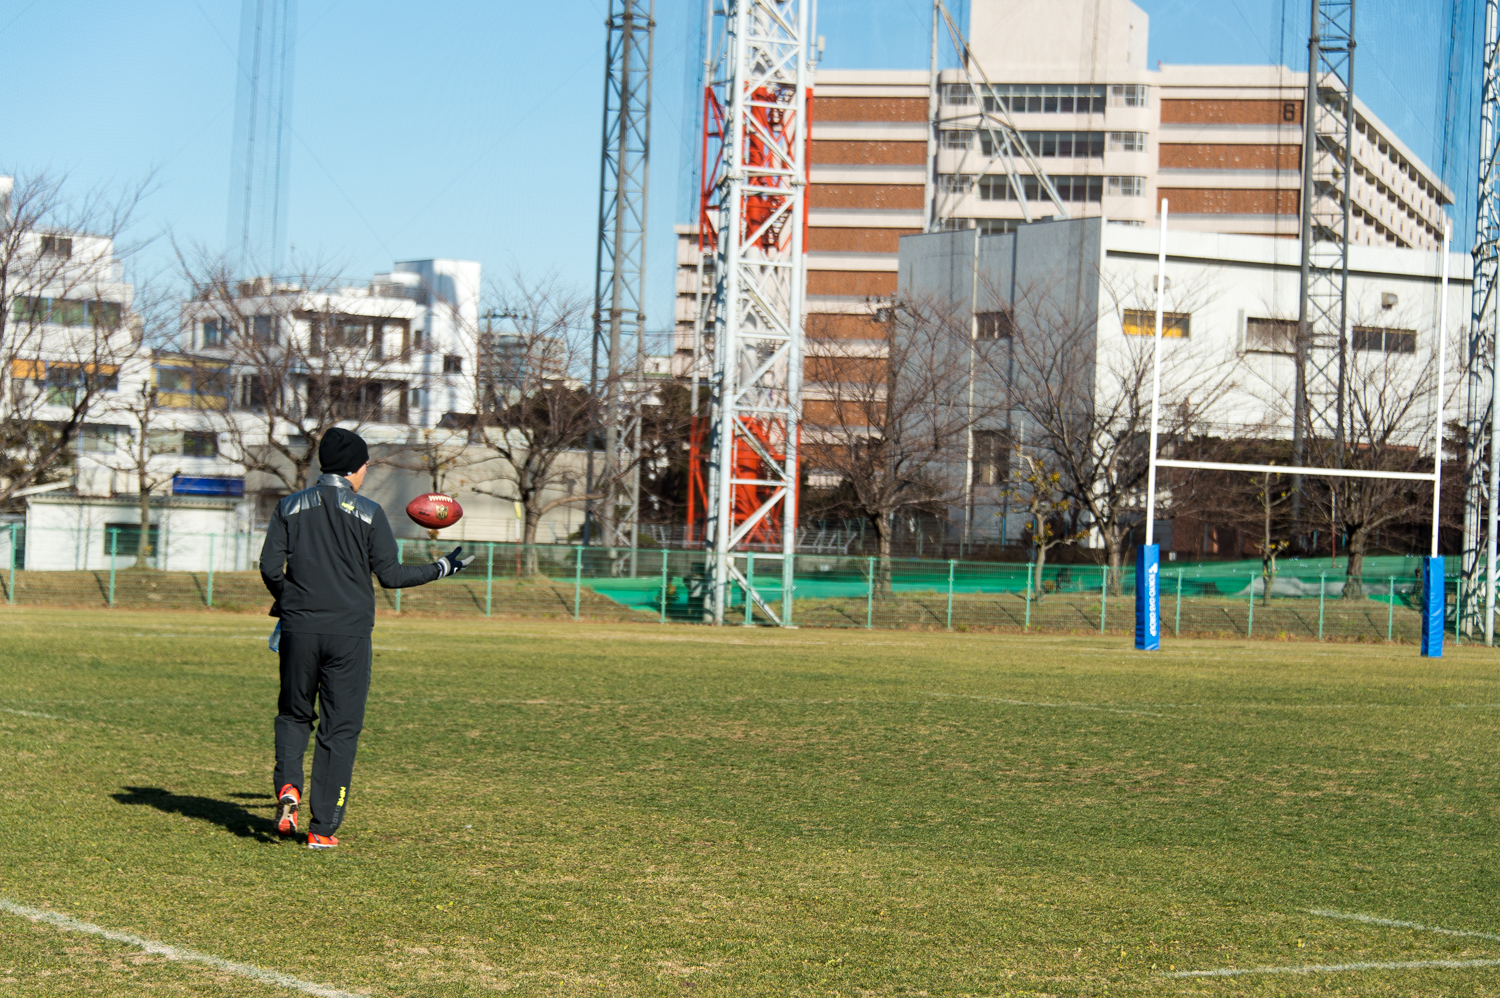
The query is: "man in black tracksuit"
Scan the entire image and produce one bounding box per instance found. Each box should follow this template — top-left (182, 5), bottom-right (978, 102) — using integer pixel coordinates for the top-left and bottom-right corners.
top-left (259, 428), bottom-right (472, 849)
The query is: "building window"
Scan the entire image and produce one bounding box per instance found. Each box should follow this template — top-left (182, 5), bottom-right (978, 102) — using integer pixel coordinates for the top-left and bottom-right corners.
top-left (1108, 131), bottom-right (1147, 152)
top-left (1108, 84), bottom-right (1148, 107)
top-left (940, 129), bottom-right (974, 150)
top-left (984, 131), bottom-right (1106, 158)
top-left (202, 318), bottom-right (225, 346)
top-left (1122, 309), bottom-right (1191, 338)
top-left (984, 84), bottom-right (1106, 114)
top-left (252, 314), bottom-right (277, 343)
top-left (183, 431), bottom-right (219, 458)
top-left (1245, 317), bottom-right (1296, 354)
top-left (75, 424), bottom-right (118, 453)
top-left (10, 296), bottom-right (120, 328)
top-left (973, 429), bottom-right (1011, 486)
top-left (939, 218), bottom-right (973, 231)
top-left (155, 363), bottom-right (230, 408)
top-left (976, 310), bottom-right (1014, 339)
top-left (978, 174), bottom-right (1102, 203)
top-left (40, 235), bottom-right (72, 258)
top-left (976, 218), bottom-right (1019, 234)
top-left (1106, 176), bottom-right (1145, 197)
top-left (238, 374), bottom-right (266, 409)
top-left (443, 354), bottom-right (464, 374)
top-left (408, 388), bottom-right (424, 411)
top-left (18, 360), bottom-right (121, 403)
top-left (939, 174), bottom-right (976, 195)
top-left (942, 83), bottom-right (974, 106)
top-left (1352, 325), bottom-right (1417, 354)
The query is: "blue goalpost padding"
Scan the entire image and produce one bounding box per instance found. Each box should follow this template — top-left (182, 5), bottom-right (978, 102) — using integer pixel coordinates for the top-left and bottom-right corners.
top-left (1420, 556), bottom-right (1444, 658)
top-left (1135, 544), bottom-right (1161, 651)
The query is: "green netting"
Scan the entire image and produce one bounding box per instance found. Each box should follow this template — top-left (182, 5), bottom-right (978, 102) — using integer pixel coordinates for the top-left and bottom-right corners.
top-left (0, 524), bottom-right (1469, 643)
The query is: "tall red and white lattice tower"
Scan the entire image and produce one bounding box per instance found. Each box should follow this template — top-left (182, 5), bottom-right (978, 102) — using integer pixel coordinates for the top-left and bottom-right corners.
top-left (697, 0), bottom-right (812, 626)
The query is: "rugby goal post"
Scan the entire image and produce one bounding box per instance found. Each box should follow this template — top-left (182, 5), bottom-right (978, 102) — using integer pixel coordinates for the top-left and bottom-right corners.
top-left (1137, 200), bottom-right (1452, 657)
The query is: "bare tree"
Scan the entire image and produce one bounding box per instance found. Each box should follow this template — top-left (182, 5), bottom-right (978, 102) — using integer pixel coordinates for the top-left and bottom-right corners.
top-left (0, 172), bottom-right (152, 504)
top-left (1313, 335), bottom-right (1448, 600)
top-left (1003, 451), bottom-right (1082, 602)
top-left (995, 269), bottom-right (1235, 593)
top-left (802, 293), bottom-right (1004, 590)
top-left (176, 250), bottom-right (416, 495)
top-left (375, 427), bottom-right (475, 494)
top-left (460, 276), bottom-right (638, 572)
top-left (100, 363), bottom-right (182, 565)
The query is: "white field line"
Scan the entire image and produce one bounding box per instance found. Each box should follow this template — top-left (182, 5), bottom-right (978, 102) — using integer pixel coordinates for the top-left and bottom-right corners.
top-left (1163, 957), bottom-right (1500, 978)
top-left (922, 691), bottom-right (1167, 718)
top-left (0, 707), bottom-right (60, 720)
top-left (1165, 910), bottom-right (1500, 978)
top-left (0, 898), bottom-right (362, 998)
top-left (1306, 909), bottom-right (1500, 943)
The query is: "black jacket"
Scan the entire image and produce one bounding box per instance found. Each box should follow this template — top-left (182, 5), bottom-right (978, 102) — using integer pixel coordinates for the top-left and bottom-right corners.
top-left (259, 473), bottom-right (440, 636)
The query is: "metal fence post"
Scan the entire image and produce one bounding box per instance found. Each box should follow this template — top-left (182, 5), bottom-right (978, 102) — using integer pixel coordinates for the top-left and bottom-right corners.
top-left (1024, 562), bottom-right (1032, 631)
top-left (8, 522), bottom-right (19, 606)
top-left (108, 528), bottom-right (117, 607)
top-left (745, 553), bottom-right (756, 626)
top-left (660, 549), bottom-right (669, 624)
top-left (393, 540), bottom-right (404, 613)
top-left (1247, 571), bottom-right (1254, 637)
top-left (206, 533), bottom-right (214, 607)
top-left (1099, 570), bottom-right (1106, 634)
top-left (1318, 573), bottom-right (1326, 640)
top-left (1387, 575), bottom-right (1395, 642)
top-left (573, 545), bottom-right (583, 621)
top-left (486, 542), bottom-right (494, 617)
top-left (946, 559), bottom-right (955, 631)
top-left (866, 556), bottom-right (875, 629)
top-left (1174, 568), bottom-right (1183, 637)
top-left (1454, 576), bottom-right (1462, 644)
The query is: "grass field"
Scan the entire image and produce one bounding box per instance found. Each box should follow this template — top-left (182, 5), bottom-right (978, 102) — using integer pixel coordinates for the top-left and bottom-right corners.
top-left (1, 608), bottom-right (1498, 997)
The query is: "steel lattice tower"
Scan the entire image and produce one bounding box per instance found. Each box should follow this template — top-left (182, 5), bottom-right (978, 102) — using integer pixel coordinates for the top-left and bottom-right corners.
top-left (228, 0), bottom-right (296, 276)
top-left (1294, 0), bottom-right (1355, 485)
top-left (699, 0), bottom-right (812, 626)
top-left (1464, 0), bottom-right (1500, 639)
top-left (590, 0), bottom-right (654, 559)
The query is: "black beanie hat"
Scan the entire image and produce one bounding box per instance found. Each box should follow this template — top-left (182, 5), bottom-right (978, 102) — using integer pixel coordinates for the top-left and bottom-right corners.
top-left (319, 427), bottom-right (369, 476)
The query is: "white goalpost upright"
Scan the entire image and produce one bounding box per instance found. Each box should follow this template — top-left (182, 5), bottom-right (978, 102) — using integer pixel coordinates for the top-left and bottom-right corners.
top-left (1138, 202), bottom-right (1453, 656)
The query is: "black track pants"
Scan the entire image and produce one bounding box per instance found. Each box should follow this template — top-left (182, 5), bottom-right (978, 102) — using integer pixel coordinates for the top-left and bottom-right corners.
top-left (273, 631), bottom-right (371, 836)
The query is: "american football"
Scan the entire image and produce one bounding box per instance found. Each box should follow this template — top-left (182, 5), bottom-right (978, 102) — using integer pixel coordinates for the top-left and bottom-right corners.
top-left (405, 492), bottom-right (463, 529)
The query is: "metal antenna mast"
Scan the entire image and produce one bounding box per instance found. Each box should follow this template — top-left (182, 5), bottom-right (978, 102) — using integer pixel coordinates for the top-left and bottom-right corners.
top-left (926, 0), bottom-right (1071, 231)
top-left (1293, 1), bottom-right (1355, 496)
top-left (700, 0), bottom-right (812, 626)
top-left (590, 0), bottom-right (654, 561)
top-left (228, 0), bottom-right (296, 275)
top-left (1470, 0), bottom-right (1500, 641)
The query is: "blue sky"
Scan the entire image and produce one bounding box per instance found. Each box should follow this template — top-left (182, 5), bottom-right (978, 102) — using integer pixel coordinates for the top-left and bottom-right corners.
top-left (0, 0), bottom-right (1479, 340)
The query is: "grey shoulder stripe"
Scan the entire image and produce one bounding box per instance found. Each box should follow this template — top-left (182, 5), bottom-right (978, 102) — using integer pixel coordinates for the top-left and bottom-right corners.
top-left (282, 488), bottom-right (323, 515)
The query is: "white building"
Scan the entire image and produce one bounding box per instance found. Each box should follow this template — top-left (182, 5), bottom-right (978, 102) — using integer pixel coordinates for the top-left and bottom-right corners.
top-left (898, 218), bottom-right (1469, 549)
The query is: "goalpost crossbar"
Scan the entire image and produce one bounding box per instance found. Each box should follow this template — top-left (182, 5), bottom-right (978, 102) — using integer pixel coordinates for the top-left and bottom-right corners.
top-left (1154, 458), bottom-right (1438, 484)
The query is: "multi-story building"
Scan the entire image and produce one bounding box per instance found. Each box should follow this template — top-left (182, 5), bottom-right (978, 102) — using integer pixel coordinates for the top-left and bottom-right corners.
top-left (674, 0), bottom-right (1454, 410)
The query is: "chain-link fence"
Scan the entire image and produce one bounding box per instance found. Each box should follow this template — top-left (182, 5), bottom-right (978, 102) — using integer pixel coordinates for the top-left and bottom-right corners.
top-left (0, 524), bottom-right (1470, 642)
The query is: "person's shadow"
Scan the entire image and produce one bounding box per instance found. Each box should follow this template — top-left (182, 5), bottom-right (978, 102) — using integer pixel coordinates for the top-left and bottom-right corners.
top-left (112, 787), bottom-right (281, 843)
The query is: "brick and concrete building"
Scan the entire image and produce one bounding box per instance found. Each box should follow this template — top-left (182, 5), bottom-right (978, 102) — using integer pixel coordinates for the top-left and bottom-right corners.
top-left (674, 0), bottom-right (1453, 381)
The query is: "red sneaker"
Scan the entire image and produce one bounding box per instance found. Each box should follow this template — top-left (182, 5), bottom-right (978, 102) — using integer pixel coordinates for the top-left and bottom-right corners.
top-left (306, 833), bottom-right (339, 850)
top-left (275, 785), bottom-right (300, 837)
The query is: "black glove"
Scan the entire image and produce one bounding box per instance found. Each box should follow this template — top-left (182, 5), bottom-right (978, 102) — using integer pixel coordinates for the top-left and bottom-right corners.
top-left (434, 546), bottom-right (475, 578)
